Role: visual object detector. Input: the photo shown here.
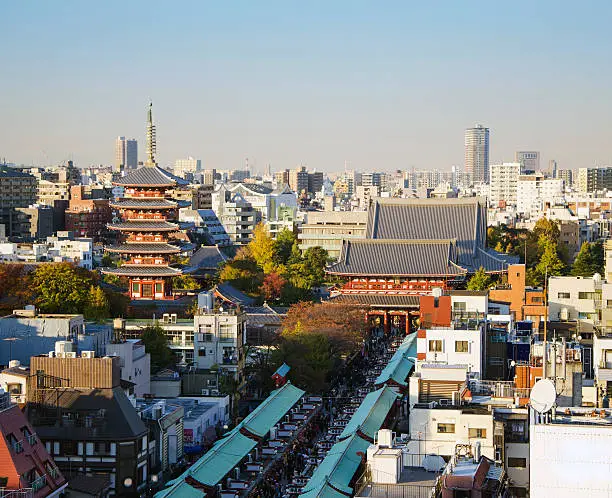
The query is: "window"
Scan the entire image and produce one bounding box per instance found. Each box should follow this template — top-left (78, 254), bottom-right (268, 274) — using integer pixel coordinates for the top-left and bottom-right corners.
top-left (429, 340), bottom-right (442, 352)
top-left (455, 341), bottom-right (469, 353)
top-left (95, 442), bottom-right (111, 455)
top-left (468, 428), bottom-right (487, 438)
top-left (508, 457), bottom-right (527, 468)
top-left (578, 291), bottom-right (597, 300)
top-left (198, 348), bottom-right (206, 357)
top-left (557, 292), bottom-right (570, 299)
top-left (62, 440), bottom-right (77, 455)
top-left (132, 282), bottom-right (140, 293)
top-left (437, 423), bottom-right (455, 434)
top-left (453, 302), bottom-right (467, 311)
top-left (142, 284), bottom-right (153, 298)
top-left (155, 283), bottom-right (163, 293)
top-left (219, 323), bottom-right (234, 342)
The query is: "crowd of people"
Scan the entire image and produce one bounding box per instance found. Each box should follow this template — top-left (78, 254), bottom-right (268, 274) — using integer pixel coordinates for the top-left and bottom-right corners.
top-left (250, 329), bottom-right (402, 498)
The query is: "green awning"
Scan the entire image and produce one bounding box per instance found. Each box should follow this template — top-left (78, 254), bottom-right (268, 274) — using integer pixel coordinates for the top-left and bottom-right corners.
top-left (234, 382), bottom-right (305, 438)
top-left (339, 386), bottom-right (399, 441)
top-left (300, 434), bottom-right (369, 498)
top-left (375, 333), bottom-right (417, 387)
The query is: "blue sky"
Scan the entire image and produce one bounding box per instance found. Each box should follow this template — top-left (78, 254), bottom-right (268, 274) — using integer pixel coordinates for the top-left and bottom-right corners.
top-left (1, 1), bottom-right (611, 172)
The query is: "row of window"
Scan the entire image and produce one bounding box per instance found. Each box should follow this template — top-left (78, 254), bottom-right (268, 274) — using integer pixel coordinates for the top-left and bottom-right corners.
top-left (428, 340), bottom-right (469, 353)
top-left (557, 291), bottom-right (601, 300)
top-left (436, 424), bottom-right (486, 439)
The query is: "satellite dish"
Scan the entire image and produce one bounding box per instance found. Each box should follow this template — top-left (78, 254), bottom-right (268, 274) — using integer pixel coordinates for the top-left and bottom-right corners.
top-left (529, 378), bottom-right (556, 413)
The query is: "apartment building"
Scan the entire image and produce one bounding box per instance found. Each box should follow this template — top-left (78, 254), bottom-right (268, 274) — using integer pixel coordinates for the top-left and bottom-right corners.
top-left (27, 353), bottom-right (150, 495)
top-left (298, 210), bottom-right (368, 259)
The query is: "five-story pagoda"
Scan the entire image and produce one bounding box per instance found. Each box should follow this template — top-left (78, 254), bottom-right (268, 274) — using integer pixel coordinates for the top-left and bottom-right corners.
top-left (102, 103), bottom-right (189, 300)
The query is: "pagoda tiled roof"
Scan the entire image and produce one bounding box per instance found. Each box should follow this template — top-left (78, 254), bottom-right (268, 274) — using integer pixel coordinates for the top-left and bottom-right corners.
top-left (327, 294), bottom-right (420, 308)
top-left (106, 243), bottom-right (181, 254)
top-left (109, 198), bottom-right (178, 209)
top-left (113, 166), bottom-right (189, 187)
top-left (107, 221), bottom-right (179, 231)
top-left (327, 239), bottom-right (466, 277)
top-left (101, 265), bottom-right (183, 277)
top-left (365, 197), bottom-right (513, 272)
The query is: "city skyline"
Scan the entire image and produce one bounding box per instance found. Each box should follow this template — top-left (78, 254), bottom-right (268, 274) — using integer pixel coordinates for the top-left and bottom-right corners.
top-left (2, 1), bottom-right (612, 171)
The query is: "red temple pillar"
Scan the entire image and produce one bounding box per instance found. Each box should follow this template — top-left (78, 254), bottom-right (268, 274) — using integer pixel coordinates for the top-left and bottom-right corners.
top-left (383, 312), bottom-right (389, 335)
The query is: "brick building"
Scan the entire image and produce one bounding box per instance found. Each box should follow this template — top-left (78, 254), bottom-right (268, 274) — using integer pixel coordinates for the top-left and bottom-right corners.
top-left (65, 185), bottom-right (112, 240)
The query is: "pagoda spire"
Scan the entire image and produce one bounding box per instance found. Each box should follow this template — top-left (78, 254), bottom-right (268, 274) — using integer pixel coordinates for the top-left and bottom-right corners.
top-left (145, 101), bottom-right (157, 167)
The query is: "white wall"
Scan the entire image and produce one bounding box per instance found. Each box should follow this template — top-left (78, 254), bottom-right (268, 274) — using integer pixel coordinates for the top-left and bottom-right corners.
top-left (417, 328), bottom-right (483, 376)
top-left (548, 276), bottom-right (600, 322)
top-left (530, 422), bottom-right (612, 498)
top-left (406, 408), bottom-right (495, 461)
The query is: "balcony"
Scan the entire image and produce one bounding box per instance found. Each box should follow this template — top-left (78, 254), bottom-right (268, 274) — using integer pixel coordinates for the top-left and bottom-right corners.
top-left (12, 440), bottom-right (23, 454)
top-left (26, 433), bottom-right (37, 446)
top-left (30, 476), bottom-right (46, 492)
top-left (0, 489), bottom-right (34, 498)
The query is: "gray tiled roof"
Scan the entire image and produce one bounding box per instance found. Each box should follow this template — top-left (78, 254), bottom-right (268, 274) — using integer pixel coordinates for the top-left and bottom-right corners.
top-left (106, 243), bottom-right (181, 254)
top-left (33, 387), bottom-right (147, 440)
top-left (101, 265), bottom-right (182, 277)
top-left (113, 166), bottom-right (189, 186)
top-left (109, 198), bottom-right (178, 209)
top-left (188, 245), bottom-right (227, 269)
top-left (214, 282), bottom-right (256, 306)
top-left (107, 221), bottom-right (178, 231)
top-left (327, 239), bottom-right (466, 276)
top-left (230, 182), bottom-right (273, 195)
top-left (365, 197), bottom-right (506, 272)
top-left (328, 294), bottom-right (420, 308)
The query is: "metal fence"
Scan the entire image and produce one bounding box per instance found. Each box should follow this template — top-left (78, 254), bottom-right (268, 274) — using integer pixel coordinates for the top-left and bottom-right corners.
top-left (0, 489), bottom-right (33, 498)
top-left (358, 483), bottom-right (438, 498)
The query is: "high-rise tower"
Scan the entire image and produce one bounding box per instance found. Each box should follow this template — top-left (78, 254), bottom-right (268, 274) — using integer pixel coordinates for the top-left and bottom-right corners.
top-left (465, 124), bottom-right (490, 184)
top-left (145, 101), bottom-right (157, 167)
top-left (115, 137), bottom-right (138, 172)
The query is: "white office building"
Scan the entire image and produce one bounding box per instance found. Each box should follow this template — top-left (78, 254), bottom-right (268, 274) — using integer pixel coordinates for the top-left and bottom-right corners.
top-left (489, 162), bottom-right (521, 207)
top-left (530, 408), bottom-right (612, 498)
top-left (516, 174), bottom-right (565, 218)
top-left (174, 157), bottom-right (201, 179)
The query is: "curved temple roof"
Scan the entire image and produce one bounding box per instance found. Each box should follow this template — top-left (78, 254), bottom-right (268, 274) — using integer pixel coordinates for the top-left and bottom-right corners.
top-left (105, 243), bottom-right (182, 254)
top-left (113, 166), bottom-right (189, 187)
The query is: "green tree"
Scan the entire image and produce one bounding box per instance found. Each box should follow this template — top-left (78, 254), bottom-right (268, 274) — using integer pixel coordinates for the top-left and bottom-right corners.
top-left (31, 263), bottom-right (94, 314)
top-left (274, 229), bottom-right (297, 266)
top-left (571, 241), bottom-right (604, 277)
top-left (84, 285), bottom-right (110, 322)
top-left (533, 218), bottom-right (560, 243)
top-left (467, 267), bottom-right (493, 291)
top-left (273, 332), bottom-right (333, 393)
top-left (172, 275), bottom-right (201, 291)
top-left (141, 324), bottom-right (175, 372)
top-left (535, 238), bottom-right (566, 284)
top-left (219, 247), bottom-right (262, 292)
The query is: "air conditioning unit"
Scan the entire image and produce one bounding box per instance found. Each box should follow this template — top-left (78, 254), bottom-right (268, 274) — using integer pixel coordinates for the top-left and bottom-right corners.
top-left (427, 401), bottom-right (438, 409)
top-left (201, 389), bottom-right (209, 396)
top-left (55, 352), bottom-right (65, 358)
top-left (81, 351), bottom-right (95, 359)
top-left (64, 352), bottom-right (77, 359)
top-left (210, 389), bottom-right (220, 396)
top-left (439, 399), bottom-right (452, 406)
